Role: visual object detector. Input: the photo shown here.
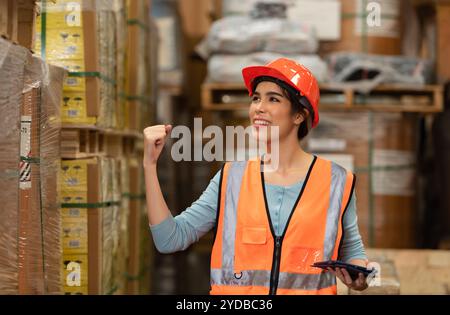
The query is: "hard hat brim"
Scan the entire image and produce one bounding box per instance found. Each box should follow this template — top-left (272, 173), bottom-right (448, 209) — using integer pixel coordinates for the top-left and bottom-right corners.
top-left (242, 65), bottom-right (300, 97)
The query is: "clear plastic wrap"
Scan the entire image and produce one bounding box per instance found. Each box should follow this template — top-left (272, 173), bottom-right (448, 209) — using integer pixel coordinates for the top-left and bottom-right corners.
top-left (0, 37), bottom-right (65, 294)
top-left (325, 52), bottom-right (434, 93)
top-left (197, 16), bottom-right (318, 58)
top-left (0, 38), bottom-right (27, 295)
top-left (207, 52), bottom-right (328, 83)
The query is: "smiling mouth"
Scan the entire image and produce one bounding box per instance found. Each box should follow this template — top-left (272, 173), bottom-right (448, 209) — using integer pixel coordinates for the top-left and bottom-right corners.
top-left (253, 119), bottom-right (271, 126)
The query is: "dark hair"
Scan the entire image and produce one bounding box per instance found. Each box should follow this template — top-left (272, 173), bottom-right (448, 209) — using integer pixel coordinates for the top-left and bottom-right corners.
top-left (251, 76), bottom-right (314, 140)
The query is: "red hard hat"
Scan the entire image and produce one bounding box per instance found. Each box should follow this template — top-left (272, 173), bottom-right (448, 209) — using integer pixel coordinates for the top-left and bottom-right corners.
top-left (242, 58), bottom-right (320, 128)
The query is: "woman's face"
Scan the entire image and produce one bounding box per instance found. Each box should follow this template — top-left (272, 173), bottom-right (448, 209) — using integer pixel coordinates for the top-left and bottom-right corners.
top-left (249, 81), bottom-right (304, 142)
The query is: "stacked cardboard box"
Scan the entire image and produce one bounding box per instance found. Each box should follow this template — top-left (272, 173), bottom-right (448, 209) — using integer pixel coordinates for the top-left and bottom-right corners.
top-left (35, 0), bottom-right (127, 128)
top-left (0, 37), bottom-right (65, 294)
top-left (125, 0), bottom-right (157, 131)
top-left (60, 158), bottom-right (95, 294)
top-left (0, 0), bottom-right (37, 49)
top-left (60, 156), bottom-right (128, 295)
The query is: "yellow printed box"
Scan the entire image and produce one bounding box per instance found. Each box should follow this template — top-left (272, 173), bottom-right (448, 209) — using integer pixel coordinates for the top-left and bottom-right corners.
top-left (60, 158), bottom-right (97, 192)
top-left (46, 59), bottom-right (86, 92)
top-left (62, 254), bottom-right (88, 289)
top-left (61, 91), bottom-right (96, 124)
top-left (60, 191), bottom-right (88, 210)
top-left (62, 219), bottom-right (88, 254)
top-left (36, 8), bottom-right (84, 30)
top-left (35, 27), bottom-right (85, 60)
top-left (64, 75), bottom-right (86, 92)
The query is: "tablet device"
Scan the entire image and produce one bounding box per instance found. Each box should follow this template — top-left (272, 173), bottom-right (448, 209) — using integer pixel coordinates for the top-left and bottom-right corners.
top-left (312, 260), bottom-right (376, 281)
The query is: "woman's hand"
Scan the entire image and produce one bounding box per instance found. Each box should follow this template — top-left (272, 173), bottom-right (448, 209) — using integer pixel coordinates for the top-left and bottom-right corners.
top-left (143, 125), bottom-right (172, 168)
top-left (327, 267), bottom-right (369, 291)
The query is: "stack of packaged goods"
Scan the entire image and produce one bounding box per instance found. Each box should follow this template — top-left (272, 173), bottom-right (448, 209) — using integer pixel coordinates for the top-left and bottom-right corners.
top-left (60, 159), bottom-right (92, 295)
top-left (198, 0), bottom-right (328, 84)
top-left (304, 112), bottom-right (419, 248)
top-left (125, 157), bottom-right (152, 295)
top-left (197, 2), bottom-right (327, 83)
top-left (0, 0), bottom-right (38, 49)
top-left (0, 37), bottom-right (65, 294)
top-left (115, 0), bottom-right (128, 130)
top-left (116, 157), bottom-right (130, 294)
top-left (125, 0), bottom-right (157, 132)
top-left (60, 156), bottom-right (125, 295)
top-left (35, 0), bottom-right (124, 128)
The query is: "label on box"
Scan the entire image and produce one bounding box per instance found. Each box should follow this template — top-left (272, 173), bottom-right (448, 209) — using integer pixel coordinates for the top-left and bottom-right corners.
top-left (36, 10), bottom-right (83, 30)
top-left (60, 159), bottom-right (89, 191)
top-left (308, 138), bottom-right (347, 152)
top-left (20, 116), bottom-right (32, 189)
top-left (60, 191), bottom-right (88, 218)
top-left (61, 91), bottom-right (96, 124)
top-left (35, 27), bottom-right (85, 60)
top-left (62, 220), bottom-right (88, 254)
top-left (372, 149), bottom-right (415, 196)
top-left (354, 0), bottom-right (400, 38)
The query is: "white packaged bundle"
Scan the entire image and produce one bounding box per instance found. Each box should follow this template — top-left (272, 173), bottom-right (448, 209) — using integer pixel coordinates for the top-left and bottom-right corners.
top-left (326, 52), bottom-right (434, 93)
top-left (198, 16), bottom-right (318, 58)
top-left (207, 52), bottom-right (327, 83)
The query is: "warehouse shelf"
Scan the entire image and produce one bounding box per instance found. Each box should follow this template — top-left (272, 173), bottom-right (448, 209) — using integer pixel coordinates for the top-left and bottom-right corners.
top-left (61, 126), bottom-right (143, 159)
top-left (201, 81), bottom-right (444, 113)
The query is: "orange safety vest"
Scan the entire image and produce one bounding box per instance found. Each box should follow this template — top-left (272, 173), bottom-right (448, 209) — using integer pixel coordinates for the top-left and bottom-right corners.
top-left (210, 156), bottom-right (355, 295)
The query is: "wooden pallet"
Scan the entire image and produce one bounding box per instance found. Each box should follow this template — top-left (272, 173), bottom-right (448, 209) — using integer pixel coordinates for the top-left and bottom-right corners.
top-left (61, 125), bottom-right (142, 159)
top-left (202, 82), bottom-right (444, 113)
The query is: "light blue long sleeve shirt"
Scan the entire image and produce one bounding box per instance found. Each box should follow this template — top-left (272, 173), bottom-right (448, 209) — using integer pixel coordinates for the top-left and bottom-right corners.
top-left (150, 169), bottom-right (367, 262)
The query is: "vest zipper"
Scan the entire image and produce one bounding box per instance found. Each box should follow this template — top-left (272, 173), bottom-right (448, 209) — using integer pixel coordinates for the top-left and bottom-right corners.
top-left (269, 236), bottom-right (282, 295)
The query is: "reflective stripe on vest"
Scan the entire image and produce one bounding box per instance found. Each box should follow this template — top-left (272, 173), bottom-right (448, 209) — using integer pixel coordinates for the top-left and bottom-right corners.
top-left (210, 157), bottom-right (355, 295)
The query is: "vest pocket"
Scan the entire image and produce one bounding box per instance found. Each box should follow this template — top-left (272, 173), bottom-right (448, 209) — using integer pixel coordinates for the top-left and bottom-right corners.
top-left (242, 227), bottom-right (267, 245)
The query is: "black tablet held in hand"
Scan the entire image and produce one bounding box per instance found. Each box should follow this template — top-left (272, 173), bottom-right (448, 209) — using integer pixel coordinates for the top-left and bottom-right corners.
top-left (311, 260), bottom-right (376, 281)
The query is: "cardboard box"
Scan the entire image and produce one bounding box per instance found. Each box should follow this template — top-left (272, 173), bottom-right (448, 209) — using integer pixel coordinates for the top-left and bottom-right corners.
top-left (60, 158), bottom-right (96, 192)
top-left (62, 219), bottom-right (88, 254)
top-left (126, 159), bottom-right (143, 294)
top-left (0, 0), bottom-right (37, 48)
top-left (320, 0), bottom-right (403, 55)
top-left (36, 0), bottom-right (102, 125)
top-left (0, 38), bottom-right (64, 295)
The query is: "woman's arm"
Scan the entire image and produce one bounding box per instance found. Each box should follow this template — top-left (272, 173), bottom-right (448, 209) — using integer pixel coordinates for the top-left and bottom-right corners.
top-left (149, 171), bottom-right (221, 253)
top-left (338, 193), bottom-right (367, 263)
top-left (143, 125), bottom-right (173, 226)
top-left (334, 193), bottom-right (369, 291)
top-left (143, 124), bottom-right (222, 254)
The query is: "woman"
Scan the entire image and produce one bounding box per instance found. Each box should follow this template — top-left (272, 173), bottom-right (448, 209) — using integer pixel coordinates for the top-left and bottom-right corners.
top-left (143, 58), bottom-right (368, 295)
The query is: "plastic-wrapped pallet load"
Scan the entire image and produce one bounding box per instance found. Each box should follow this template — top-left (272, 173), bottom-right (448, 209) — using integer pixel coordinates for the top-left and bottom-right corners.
top-left (197, 15), bottom-right (318, 58)
top-left (305, 111), bottom-right (418, 248)
top-left (0, 37), bottom-right (65, 294)
top-left (207, 52), bottom-right (328, 83)
top-left (326, 52), bottom-right (434, 93)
